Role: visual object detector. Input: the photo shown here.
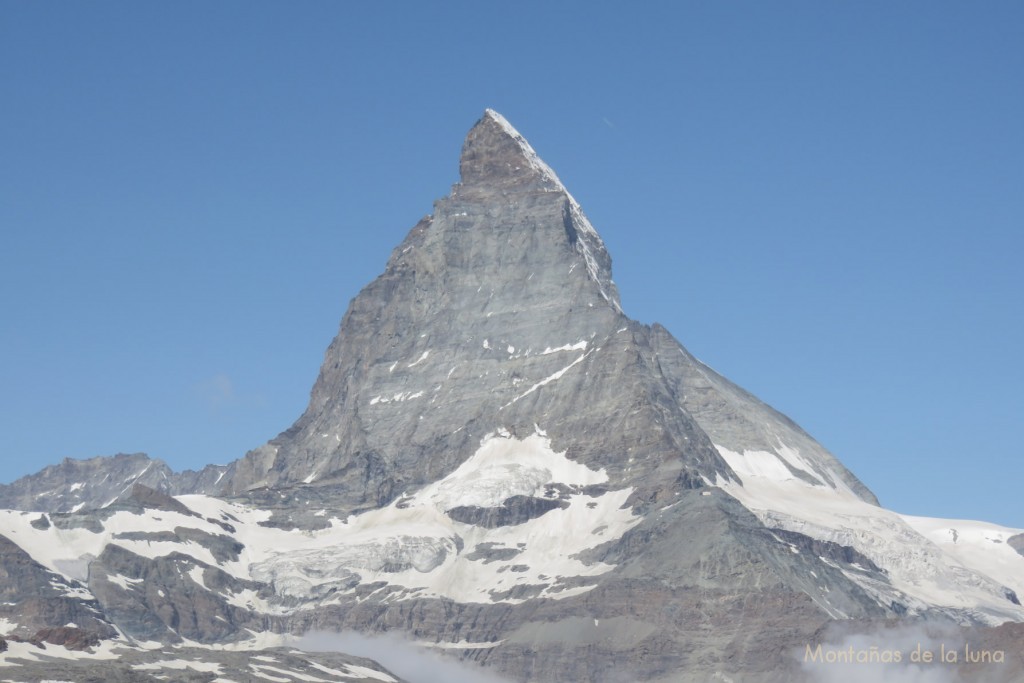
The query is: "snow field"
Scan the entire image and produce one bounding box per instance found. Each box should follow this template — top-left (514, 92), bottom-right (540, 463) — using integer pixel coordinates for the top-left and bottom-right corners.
top-left (714, 444), bottom-right (1024, 625)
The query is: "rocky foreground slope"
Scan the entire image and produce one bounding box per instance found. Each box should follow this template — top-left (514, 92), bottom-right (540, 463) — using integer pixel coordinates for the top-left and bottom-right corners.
top-left (2, 110), bottom-right (1022, 682)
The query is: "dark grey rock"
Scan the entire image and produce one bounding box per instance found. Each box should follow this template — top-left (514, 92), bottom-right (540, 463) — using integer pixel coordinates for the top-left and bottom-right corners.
top-left (1009, 533), bottom-right (1024, 557)
top-left (87, 544), bottom-right (266, 644)
top-left (175, 526), bottom-right (245, 563)
top-left (465, 543), bottom-right (524, 563)
top-left (447, 495), bottom-right (569, 528)
top-left (110, 526), bottom-right (244, 564)
top-left (49, 511), bottom-right (106, 533)
top-left (768, 528), bottom-right (884, 574)
top-left (0, 533), bottom-right (117, 642)
top-left (111, 482), bottom-right (202, 517)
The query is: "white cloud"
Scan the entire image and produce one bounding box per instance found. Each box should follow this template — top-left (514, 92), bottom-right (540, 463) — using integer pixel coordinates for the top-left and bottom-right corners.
top-left (197, 372), bottom-right (237, 410)
top-left (798, 623), bottom-right (1008, 683)
top-left (195, 372), bottom-right (266, 413)
top-left (295, 631), bottom-right (514, 683)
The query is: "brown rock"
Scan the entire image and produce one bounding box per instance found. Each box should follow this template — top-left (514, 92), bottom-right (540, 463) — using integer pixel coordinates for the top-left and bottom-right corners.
top-left (30, 626), bottom-right (101, 651)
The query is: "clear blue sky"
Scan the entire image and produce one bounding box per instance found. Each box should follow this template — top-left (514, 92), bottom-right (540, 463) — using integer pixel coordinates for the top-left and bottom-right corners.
top-left (2, 2), bottom-right (1021, 527)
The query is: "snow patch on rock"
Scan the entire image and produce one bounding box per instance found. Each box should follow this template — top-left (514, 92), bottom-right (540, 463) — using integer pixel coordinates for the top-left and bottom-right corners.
top-left (714, 444), bottom-right (1024, 625)
top-left (248, 429), bottom-right (638, 605)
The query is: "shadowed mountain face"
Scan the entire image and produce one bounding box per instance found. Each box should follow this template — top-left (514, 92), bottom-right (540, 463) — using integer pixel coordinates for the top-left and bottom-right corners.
top-left (1, 110), bottom-right (1020, 683)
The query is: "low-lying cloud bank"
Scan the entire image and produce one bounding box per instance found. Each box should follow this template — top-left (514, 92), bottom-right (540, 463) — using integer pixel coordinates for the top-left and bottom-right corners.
top-left (293, 623), bottom-right (1015, 683)
top-left (798, 623), bottom-right (1010, 683)
top-left (296, 631), bottom-right (515, 683)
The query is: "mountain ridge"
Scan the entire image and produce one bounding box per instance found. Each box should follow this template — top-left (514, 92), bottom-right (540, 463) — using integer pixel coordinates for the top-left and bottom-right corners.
top-left (1, 110), bottom-right (1021, 682)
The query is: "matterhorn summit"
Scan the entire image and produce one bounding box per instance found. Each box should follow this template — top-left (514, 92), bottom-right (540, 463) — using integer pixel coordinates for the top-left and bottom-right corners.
top-left (1, 110), bottom-right (1021, 683)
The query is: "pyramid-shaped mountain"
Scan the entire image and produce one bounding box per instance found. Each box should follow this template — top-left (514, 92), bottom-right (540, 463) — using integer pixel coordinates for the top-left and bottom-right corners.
top-left (1, 110), bottom-right (1021, 683)
top-left (221, 109), bottom-right (876, 509)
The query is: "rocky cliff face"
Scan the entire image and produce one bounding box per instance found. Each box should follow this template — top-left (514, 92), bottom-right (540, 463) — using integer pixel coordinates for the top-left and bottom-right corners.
top-left (1, 110), bottom-right (1021, 682)
top-left (0, 533), bottom-right (117, 643)
top-left (0, 452), bottom-right (227, 513)
top-left (218, 110), bottom-right (874, 515)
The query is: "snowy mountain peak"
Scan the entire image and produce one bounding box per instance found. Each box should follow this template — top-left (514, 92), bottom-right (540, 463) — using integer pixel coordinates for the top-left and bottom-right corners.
top-left (3, 110), bottom-right (1021, 682)
top-left (214, 111), bottom-right (628, 496)
top-left (457, 109), bottom-right (619, 307)
top-left (461, 109), bottom-right (570, 194)
top-left (460, 109), bottom-right (564, 189)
